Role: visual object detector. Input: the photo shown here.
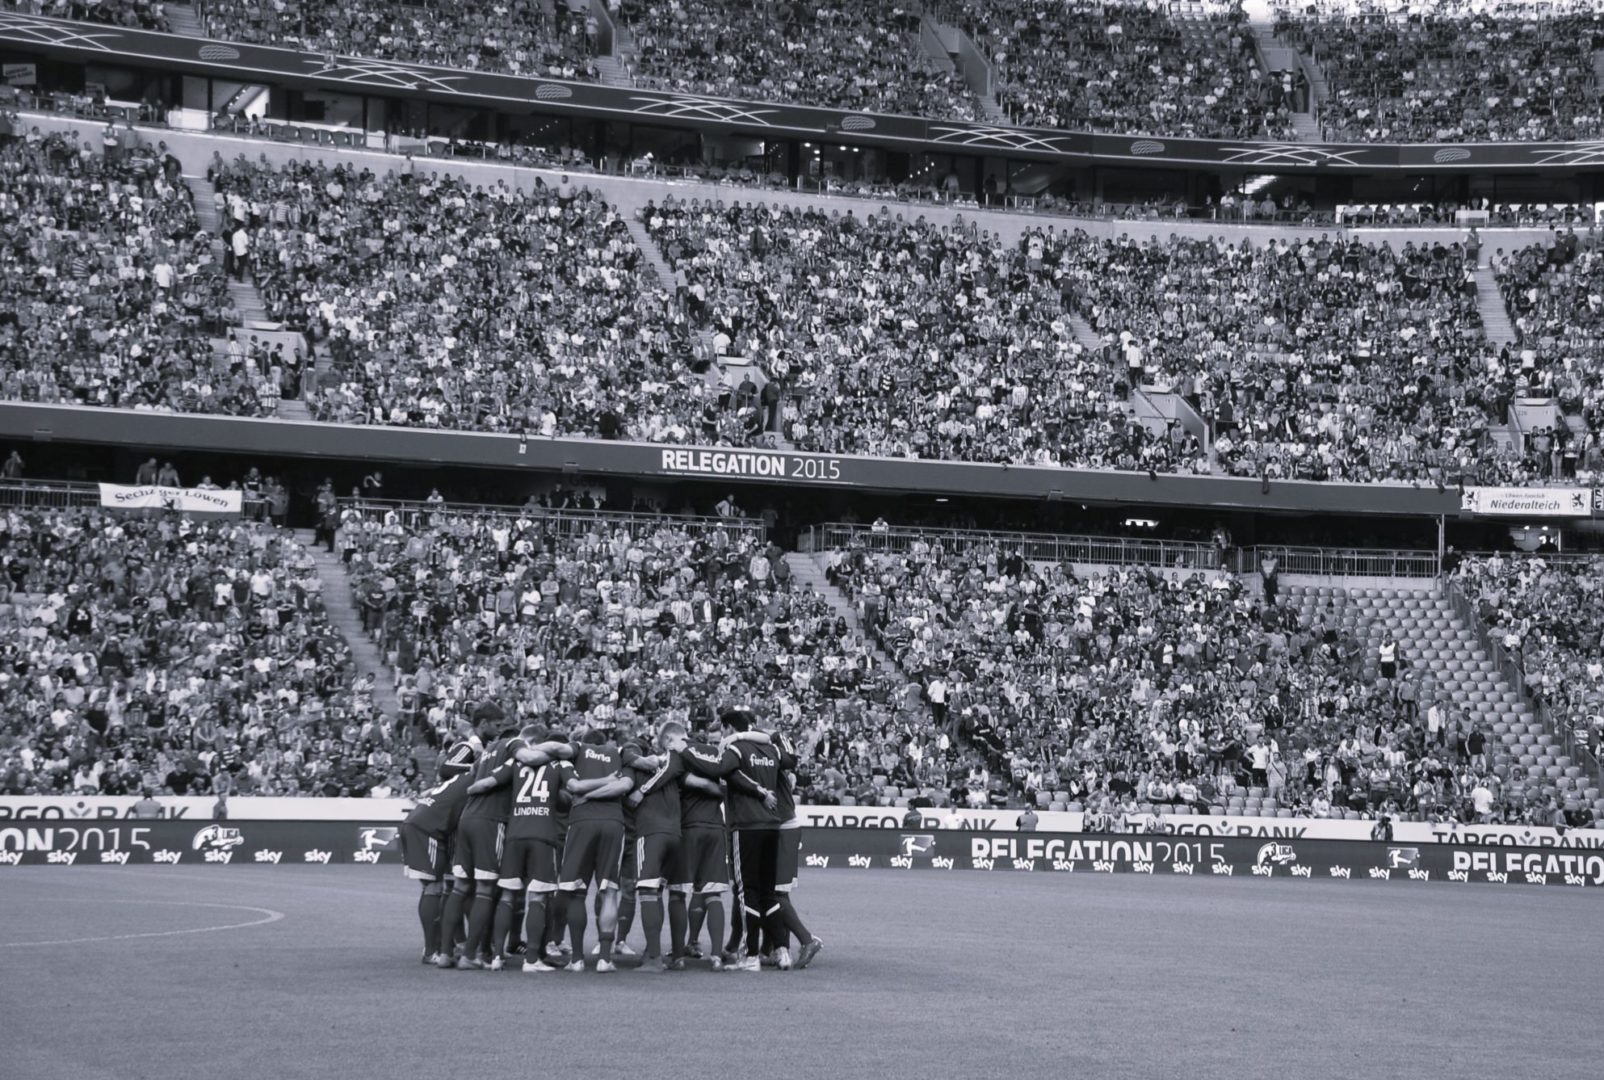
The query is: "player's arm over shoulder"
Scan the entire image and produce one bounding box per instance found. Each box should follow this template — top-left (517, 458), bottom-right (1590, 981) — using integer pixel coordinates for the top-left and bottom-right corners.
top-left (681, 742), bottom-right (738, 778)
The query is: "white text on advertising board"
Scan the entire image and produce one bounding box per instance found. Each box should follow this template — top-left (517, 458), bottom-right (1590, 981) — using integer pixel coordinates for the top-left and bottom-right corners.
top-left (659, 449), bottom-right (843, 482)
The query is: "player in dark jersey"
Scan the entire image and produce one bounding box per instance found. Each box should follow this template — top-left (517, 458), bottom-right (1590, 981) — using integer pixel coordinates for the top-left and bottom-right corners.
top-left (445, 726), bottom-right (572, 970)
top-left (400, 728), bottom-right (480, 965)
top-left (681, 709), bottom-right (783, 973)
top-left (494, 724), bottom-right (571, 973)
top-left (622, 720), bottom-right (691, 971)
top-left (724, 727), bottom-right (824, 970)
top-left (559, 728), bottom-right (634, 972)
top-left (675, 722), bottom-right (735, 970)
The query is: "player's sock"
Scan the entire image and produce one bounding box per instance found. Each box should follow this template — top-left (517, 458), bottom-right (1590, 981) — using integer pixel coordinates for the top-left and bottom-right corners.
top-left (525, 894), bottom-right (548, 960)
top-left (418, 884), bottom-right (444, 956)
top-left (778, 895), bottom-right (813, 946)
top-left (687, 894), bottom-right (707, 945)
top-left (638, 889), bottom-right (663, 958)
top-left (439, 882), bottom-right (470, 957)
top-left (704, 895), bottom-right (725, 957)
top-left (667, 892), bottom-right (688, 958)
top-left (762, 903), bottom-right (786, 958)
top-left (490, 892), bottom-right (520, 961)
top-left (567, 891), bottom-right (589, 959)
top-left (546, 891), bottom-right (566, 955)
top-left (466, 888), bottom-right (497, 960)
top-left (617, 887), bottom-right (637, 942)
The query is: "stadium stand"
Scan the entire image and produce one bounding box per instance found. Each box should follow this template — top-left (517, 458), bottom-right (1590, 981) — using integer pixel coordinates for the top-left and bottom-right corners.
top-left (199, 0), bottom-right (599, 79)
top-left (1, 0), bottom-right (169, 31)
top-left (955, 0), bottom-right (1297, 138)
top-left (1276, 0), bottom-right (1604, 143)
top-left (0, 505), bottom-right (379, 799)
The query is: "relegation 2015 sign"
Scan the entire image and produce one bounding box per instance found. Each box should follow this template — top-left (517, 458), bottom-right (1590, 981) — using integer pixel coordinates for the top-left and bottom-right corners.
top-left (658, 448), bottom-right (848, 483)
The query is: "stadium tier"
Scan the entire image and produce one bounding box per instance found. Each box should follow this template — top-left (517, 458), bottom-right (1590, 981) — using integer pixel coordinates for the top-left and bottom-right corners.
top-left (2, 493), bottom-right (1598, 832)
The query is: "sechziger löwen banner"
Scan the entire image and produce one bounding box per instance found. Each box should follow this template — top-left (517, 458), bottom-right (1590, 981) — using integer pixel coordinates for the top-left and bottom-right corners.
top-left (97, 483), bottom-right (243, 514)
top-left (3, 823), bottom-right (1603, 887)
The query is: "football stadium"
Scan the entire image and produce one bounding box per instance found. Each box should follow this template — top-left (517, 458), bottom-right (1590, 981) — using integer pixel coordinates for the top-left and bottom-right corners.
top-left (0, 0), bottom-right (1602, 1076)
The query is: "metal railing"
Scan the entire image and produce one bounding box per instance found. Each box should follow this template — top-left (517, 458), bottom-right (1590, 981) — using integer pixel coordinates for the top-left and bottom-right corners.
top-left (336, 498), bottom-right (766, 541)
top-left (1242, 545), bottom-right (1440, 578)
top-left (806, 522), bottom-right (1217, 569)
top-left (0, 478), bottom-right (268, 518)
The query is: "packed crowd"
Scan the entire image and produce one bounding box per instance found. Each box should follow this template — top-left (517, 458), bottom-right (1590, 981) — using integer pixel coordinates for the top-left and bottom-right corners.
top-left (0, 128), bottom-right (267, 414)
top-left (206, 154), bottom-right (728, 439)
top-left (623, 0), bottom-right (978, 120)
top-left (957, 0), bottom-right (1297, 139)
top-left (200, 0), bottom-right (599, 80)
top-left (1277, 0), bottom-right (1604, 143)
top-left (826, 538), bottom-right (1581, 826)
top-left (1454, 553), bottom-right (1604, 806)
top-left (334, 507), bottom-right (988, 806)
top-left (643, 198), bottom-right (1200, 472)
top-left (1491, 231), bottom-right (1604, 483)
top-left (3, 0), bottom-right (168, 31)
top-left (0, 508), bottom-right (388, 800)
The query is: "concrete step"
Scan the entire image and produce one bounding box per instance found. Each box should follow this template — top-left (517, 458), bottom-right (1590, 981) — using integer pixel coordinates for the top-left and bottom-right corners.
top-left (277, 399), bottom-right (313, 422)
top-left (301, 532), bottom-right (400, 719)
top-left (1066, 312), bottom-right (1105, 354)
top-left (166, 2), bottom-right (204, 37)
top-left (1289, 112), bottom-right (1321, 142)
top-left (1473, 267), bottom-right (1517, 347)
top-left (592, 55), bottom-right (633, 88)
top-left (624, 214), bottom-right (679, 288)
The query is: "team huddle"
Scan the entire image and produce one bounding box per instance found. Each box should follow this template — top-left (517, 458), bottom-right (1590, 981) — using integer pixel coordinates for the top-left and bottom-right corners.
top-left (399, 704), bottom-right (824, 973)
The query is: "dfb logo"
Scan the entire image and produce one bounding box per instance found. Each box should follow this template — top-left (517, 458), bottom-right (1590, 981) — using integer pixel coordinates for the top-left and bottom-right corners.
top-left (192, 825), bottom-right (244, 852)
top-left (1254, 843), bottom-right (1298, 871)
top-left (1387, 847), bottom-right (1421, 870)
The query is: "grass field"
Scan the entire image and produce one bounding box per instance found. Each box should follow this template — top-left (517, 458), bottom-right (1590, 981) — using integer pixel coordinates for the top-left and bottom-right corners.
top-left (0, 867), bottom-right (1597, 1080)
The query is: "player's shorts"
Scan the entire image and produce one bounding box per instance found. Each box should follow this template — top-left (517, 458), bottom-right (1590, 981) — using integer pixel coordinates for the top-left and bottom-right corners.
top-left (450, 817), bottom-right (505, 882)
top-left (674, 826), bottom-right (729, 894)
top-left (400, 821), bottom-right (448, 882)
top-left (633, 832), bottom-right (682, 891)
top-left (497, 836), bottom-right (561, 893)
top-left (559, 819), bottom-right (625, 892)
top-left (775, 827), bottom-right (801, 894)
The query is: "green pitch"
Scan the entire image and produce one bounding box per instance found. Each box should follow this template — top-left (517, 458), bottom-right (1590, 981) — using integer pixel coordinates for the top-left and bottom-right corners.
top-left (0, 866), bottom-right (1595, 1079)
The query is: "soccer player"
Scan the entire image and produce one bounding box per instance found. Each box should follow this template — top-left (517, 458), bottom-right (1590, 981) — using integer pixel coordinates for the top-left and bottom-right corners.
top-left (558, 728), bottom-right (634, 972)
top-left (725, 726), bottom-right (824, 969)
top-left (399, 723), bottom-right (481, 965)
top-left (492, 724), bottom-right (574, 973)
top-left (681, 709), bottom-right (782, 973)
top-left (676, 720), bottom-right (735, 970)
top-left (449, 720), bottom-right (571, 970)
top-left (622, 720), bottom-right (692, 971)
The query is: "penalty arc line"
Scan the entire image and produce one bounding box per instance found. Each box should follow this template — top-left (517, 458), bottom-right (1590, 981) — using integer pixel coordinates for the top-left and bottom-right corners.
top-left (0, 899), bottom-right (286, 948)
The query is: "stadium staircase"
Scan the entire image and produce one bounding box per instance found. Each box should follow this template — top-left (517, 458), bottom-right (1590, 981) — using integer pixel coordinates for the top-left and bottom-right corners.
top-left (783, 553), bottom-right (913, 697)
top-left (301, 535), bottom-right (400, 720)
top-left (165, 3), bottom-right (204, 37)
top-left (1243, 3), bottom-right (1320, 142)
top-left (1065, 312), bottom-right (1105, 355)
top-left (185, 173), bottom-right (309, 418)
top-left (592, 56), bottom-right (633, 87)
top-left (1473, 267), bottom-right (1517, 347)
top-left (623, 215), bottom-right (680, 288)
top-left (1281, 581), bottom-right (1598, 820)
